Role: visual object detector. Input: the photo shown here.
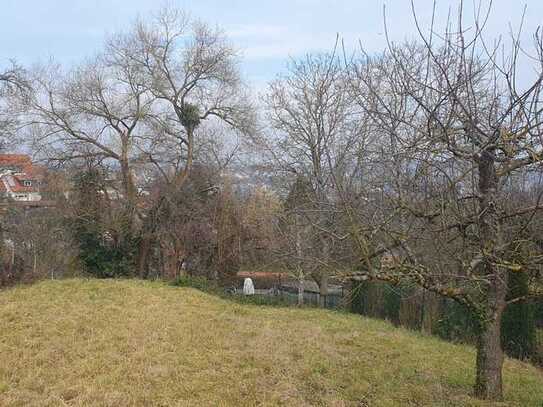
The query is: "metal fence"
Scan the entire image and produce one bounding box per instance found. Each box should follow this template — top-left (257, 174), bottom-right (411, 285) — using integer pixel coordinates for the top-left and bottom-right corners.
top-left (275, 286), bottom-right (344, 309)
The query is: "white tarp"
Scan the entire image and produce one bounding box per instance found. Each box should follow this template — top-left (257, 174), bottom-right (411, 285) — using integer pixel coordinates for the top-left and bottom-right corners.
top-left (243, 278), bottom-right (255, 295)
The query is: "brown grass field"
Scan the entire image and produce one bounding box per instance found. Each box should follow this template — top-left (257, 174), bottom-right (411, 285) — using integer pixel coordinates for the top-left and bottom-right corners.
top-left (0, 279), bottom-right (542, 406)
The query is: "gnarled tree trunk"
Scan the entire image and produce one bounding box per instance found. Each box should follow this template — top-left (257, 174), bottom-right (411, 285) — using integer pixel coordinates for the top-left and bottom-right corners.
top-left (475, 293), bottom-right (506, 400)
top-left (474, 149), bottom-right (507, 401)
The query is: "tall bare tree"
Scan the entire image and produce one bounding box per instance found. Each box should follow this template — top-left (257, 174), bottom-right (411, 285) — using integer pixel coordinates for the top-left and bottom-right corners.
top-left (105, 7), bottom-right (254, 276)
top-left (340, 1), bottom-right (543, 400)
top-left (25, 54), bottom-right (152, 238)
top-left (261, 51), bottom-right (357, 306)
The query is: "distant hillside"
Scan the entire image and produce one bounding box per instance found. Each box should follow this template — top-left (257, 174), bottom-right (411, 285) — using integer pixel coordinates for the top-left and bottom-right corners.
top-left (0, 279), bottom-right (541, 406)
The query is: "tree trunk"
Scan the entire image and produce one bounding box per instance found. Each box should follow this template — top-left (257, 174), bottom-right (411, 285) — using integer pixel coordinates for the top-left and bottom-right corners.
top-left (32, 245), bottom-right (37, 278)
top-left (137, 198), bottom-right (164, 278)
top-left (297, 271), bottom-right (304, 306)
top-left (474, 149), bottom-right (507, 401)
top-left (294, 213), bottom-right (305, 306)
top-left (137, 126), bottom-right (194, 279)
top-left (318, 236), bottom-right (330, 308)
top-left (137, 237), bottom-right (151, 278)
top-left (475, 299), bottom-right (505, 400)
top-left (118, 133), bottom-right (138, 240)
top-left (120, 161), bottom-right (136, 225)
top-left (318, 274), bottom-right (329, 308)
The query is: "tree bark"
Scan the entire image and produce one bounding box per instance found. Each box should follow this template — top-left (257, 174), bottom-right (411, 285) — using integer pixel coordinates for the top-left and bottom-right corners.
top-left (474, 149), bottom-right (507, 401)
top-left (294, 212), bottom-right (305, 306)
top-left (318, 236), bottom-right (330, 308)
top-left (475, 297), bottom-right (506, 400)
top-left (318, 274), bottom-right (329, 308)
top-left (297, 271), bottom-right (304, 306)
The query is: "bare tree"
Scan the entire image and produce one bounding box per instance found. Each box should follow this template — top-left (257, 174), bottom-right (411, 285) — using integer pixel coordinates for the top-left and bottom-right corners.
top-left (340, 1), bottom-right (543, 400)
top-left (25, 54), bottom-right (152, 239)
top-left (105, 7), bottom-right (254, 276)
top-left (261, 51), bottom-right (357, 306)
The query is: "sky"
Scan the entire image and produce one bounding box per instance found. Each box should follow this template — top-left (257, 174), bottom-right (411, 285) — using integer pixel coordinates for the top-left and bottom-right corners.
top-left (1, 0), bottom-right (543, 90)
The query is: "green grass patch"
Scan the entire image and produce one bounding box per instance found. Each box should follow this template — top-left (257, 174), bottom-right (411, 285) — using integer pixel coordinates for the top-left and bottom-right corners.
top-left (0, 279), bottom-right (541, 406)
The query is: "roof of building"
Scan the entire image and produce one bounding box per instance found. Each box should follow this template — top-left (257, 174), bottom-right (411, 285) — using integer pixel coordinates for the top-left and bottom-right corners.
top-left (0, 154), bottom-right (32, 170)
top-left (0, 154), bottom-right (32, 163)
top-left (5, 177), bottom-right (35, 193)
top-left (0, 154), bottom-right (45, 177)
top-left (0, 154), bottom-right (45, 195)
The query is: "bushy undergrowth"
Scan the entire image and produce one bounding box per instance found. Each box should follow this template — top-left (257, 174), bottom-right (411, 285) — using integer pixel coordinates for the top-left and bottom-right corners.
top-left (70, 170), bottom-right (138, 279)
top-left (352, 279), bottom-right (543, 366)
top-left (171, 276), bottom-right (213, 292)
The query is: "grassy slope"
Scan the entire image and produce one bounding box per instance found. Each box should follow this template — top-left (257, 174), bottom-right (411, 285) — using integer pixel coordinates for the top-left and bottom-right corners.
top-left (0, 280), bottom-right (541, 407)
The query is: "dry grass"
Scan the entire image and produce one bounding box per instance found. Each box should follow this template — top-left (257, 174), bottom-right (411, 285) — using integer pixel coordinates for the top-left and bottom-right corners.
top-left (0, 279), bottom-right (541, 406)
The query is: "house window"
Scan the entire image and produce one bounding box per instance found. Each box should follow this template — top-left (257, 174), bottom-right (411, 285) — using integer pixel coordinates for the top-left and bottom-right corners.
top-left (23, 180), bottom-right (32, 187)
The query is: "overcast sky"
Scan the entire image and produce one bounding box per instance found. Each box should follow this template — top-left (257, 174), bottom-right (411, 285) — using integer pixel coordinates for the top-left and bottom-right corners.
top-left (2, 1), bottom-right (542, 89)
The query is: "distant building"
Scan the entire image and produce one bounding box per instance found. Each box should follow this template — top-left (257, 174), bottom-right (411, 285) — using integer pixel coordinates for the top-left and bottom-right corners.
top-left (0, 154), bottom-right (45, 202)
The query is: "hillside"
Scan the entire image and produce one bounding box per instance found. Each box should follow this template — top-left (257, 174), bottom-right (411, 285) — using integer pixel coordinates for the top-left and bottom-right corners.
top-left (0, 279), bottom-right (541, 406)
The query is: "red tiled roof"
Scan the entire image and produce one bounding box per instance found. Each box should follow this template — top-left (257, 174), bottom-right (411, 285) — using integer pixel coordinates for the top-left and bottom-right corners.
top-left (0, 154), bottom-right (46, 192)
top-left (0, 175), bottom-right (40, 193)
top-left (0, 154), bottom-right (44, 177)
top-left (8, 179), bottom-right (35, 193)
top-left (0, 154), bottom-right (32, 166)
top-left (0, 155), bottom-right (45, 194)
